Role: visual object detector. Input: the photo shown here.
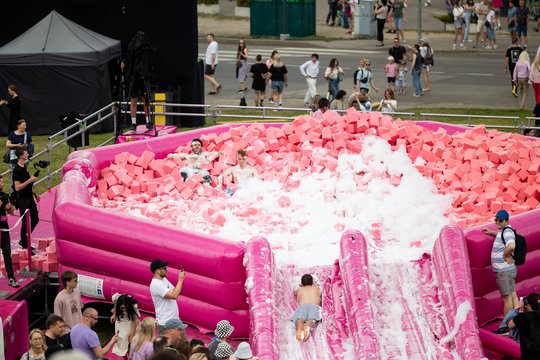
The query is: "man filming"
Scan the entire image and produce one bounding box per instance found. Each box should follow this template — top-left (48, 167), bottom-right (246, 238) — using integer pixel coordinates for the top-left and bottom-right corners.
top-left (13, 146), bottom-right (39, 253)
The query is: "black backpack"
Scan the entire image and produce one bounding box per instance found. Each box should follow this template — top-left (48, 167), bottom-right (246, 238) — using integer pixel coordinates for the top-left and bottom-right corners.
top-left (501, 226), bottom-right (527, 265)
top-left (423, 46), bottom-right (434, 66)
top-left (527, 314), bottom-right (540, 352)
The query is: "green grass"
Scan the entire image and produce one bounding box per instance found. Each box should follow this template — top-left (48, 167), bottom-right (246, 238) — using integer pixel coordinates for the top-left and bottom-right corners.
top-left (1, 106), bottom-right (533, 194)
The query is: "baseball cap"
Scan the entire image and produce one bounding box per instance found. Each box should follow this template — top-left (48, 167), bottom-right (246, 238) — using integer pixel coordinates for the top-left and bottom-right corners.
top-left (233, 342), bottom-right (253, 359)
top-left (496, 210), bottom-right (509, 221)
top-left (150, 259), bottom-right (168, 273)
top-left (387, 56), bottom-right (394, 61)
top-left (163, 318), bottom-right (188, 330)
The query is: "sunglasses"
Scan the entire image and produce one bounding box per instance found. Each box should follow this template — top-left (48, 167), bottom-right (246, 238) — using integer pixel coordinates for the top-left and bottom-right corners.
top-left (494, 218), bottom-right (505, 223)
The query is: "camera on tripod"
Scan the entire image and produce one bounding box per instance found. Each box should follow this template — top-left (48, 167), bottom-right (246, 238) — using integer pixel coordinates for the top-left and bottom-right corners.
top-left (33, 160), bottom-right (51, 177)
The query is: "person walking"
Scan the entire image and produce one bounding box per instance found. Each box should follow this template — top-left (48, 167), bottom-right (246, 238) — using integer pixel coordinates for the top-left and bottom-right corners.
top-left (505, 37), bottom-right (523, 97)
top-left (236, 40), bottom-right (249, 94)
top-left (453, 0), bottom-right (466, 50)
top-left (485, 2), bottom-right (498, 49)
top-left (390, 0), bottom-right (407, 43)
top-left (266, 50), bottom-right (279, 104)
top-left (204, 34), bottom-right (221, 95)
top-left (375, 0), bottom-right (388, 47)
top-left (267, 55), bottom-right (288, 108)
top-left (463, 0), bottom-right (475, 42)
top-left (507, 0), bottom-right (518, 40)
top-left (299, 54), bottom-right (320, 107)
top-left (513, 51), bottom-right (531, 109)
top-left (0, 84), bottom-right (21, 134)
top-left (529, 53), bottom-right (540, 104)
top-left (326, 0), bottom-right (338, 26)
top-left (420, 39), bottom-right (434, 92)
top-left (473, 0), bottom-right (488, 48)
top-left (324, 58), bottom-right (344, 101)
top-left (0, 175), bottom-right (18, 288)
top-left (515, 0), bottom-right (530, 48)
top-left (409, 44), bottom-right (424, 97)
top-left (250, 55), bottom-right (269, 107)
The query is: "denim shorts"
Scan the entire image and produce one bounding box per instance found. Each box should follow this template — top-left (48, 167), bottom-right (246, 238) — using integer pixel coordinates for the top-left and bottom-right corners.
top-left (517, 23), bottom-right (527, 37)
top-left (271, 81), bottom-right (285, 92)
top-left (394, 17), bottom-right (404, 30)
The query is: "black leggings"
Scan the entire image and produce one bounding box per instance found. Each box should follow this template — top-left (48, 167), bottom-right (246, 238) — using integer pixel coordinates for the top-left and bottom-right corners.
top-left (1, 229), bottom-right (14, 279)
top-left (377, 18), bottom-right (387, 43)
top-left (18, 197), bottom-right (39, 248)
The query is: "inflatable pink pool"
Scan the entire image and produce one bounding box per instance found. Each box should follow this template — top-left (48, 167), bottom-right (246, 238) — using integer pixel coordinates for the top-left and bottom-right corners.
top-left (54, 112), bottom-right (540, 359)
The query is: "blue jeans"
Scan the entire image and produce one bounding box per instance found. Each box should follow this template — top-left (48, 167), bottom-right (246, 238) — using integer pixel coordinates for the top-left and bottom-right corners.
top-left (499, 308), bottom-right (520, 342)
top-left (328, 79), bottom-right (339, 100)
top-left (464, 11), bottom-right (471, 40)
top-left (342, 11), bottom-right (349, 29)
top-left (412, 68), bottom-right (422, 95)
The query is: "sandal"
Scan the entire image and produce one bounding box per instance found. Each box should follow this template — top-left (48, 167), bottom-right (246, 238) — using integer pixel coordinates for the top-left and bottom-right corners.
top-left (208, 91), bottom-right (217, 95)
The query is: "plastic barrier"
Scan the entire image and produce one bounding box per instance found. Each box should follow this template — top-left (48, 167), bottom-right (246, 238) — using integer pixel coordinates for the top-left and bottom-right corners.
top-left (465, 209), bottom-right (540, 357)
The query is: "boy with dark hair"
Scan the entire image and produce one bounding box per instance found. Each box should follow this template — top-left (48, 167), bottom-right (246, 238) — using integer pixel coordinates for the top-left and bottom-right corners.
top-left (0, 174), bottom-right (18, 287)
top-left (291, 273), bottom-right (322, 342)
top-left (54, 270), bottom-right (83, 330)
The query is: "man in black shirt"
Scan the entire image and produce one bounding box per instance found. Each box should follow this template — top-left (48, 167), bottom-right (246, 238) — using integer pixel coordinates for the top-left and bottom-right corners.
top-left (389, 37), bottom-right (407, 64)
top-left (505, 38), bottom-right (523, 97)
top-left (44, 314), bottom-right (72, 359)
top-left (0, 175), bottom-right (18, 287)
top-left (12, 147), bottom-right (39, 252)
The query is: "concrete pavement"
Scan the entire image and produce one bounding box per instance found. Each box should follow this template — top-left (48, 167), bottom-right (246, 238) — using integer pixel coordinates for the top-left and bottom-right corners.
top-left (198, 0), bottom-right (540, 53)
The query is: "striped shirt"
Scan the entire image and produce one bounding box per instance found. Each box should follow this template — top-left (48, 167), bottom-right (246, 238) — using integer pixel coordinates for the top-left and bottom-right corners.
top-left (491, 226), bottom-right (517, 272)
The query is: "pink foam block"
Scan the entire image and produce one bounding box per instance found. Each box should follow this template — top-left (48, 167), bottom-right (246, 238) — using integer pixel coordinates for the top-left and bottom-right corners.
top-left (135, 150), bottom-right (155, 169)
top-left (114, 152), bottom-right (129, 164)
top-left (37, 239), bottom-right (48, 250)
top-left (43, 261), bottom-right (58, 272)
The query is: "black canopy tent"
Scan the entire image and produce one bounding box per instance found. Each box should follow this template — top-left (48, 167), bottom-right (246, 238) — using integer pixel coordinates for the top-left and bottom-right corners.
top-left (0, 10), bottom-right (120, 135)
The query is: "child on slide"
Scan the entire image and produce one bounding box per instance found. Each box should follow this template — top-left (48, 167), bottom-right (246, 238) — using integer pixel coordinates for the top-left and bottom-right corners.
top-left (291, 274), bottom-right (322, 342)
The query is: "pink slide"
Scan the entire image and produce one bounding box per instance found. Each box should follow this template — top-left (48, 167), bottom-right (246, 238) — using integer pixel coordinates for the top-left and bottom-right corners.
top-left (245, 228), bottom-right (485, 359)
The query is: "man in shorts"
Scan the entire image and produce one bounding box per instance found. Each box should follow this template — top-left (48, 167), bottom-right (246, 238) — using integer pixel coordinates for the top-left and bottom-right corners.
top-left (473, 0), bottom-right (488, 48)
top-left (391, 0), bottom-right (406, 43)
top-left (515, 0), bottom-right (530, 48)
top-left (483, 210), bottom-right (519, 316)
top-left (291, 274), bottom-right (321, 342)
top-left (205, 33), bottom-right (222, 95)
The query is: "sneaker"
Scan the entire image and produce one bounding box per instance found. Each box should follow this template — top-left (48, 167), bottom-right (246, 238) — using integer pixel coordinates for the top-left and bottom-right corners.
top-left (269, 99), bottom-right (274, 104)
top-left (459, 44), bottom-right (466, 49)
top-left (8, 278), bottom-right (20, 288)
top-left (146, 122), bottom-right (154, 130)
top-left (524, 44), bottom-right (527, 49)
top-left (493, 44), bottom-right (498, 49)
top-left (465, 39), bottom-right (473, 42)
top-left (413, 94), bottom-right (421, 97)
top-left (485, 45), bottom-right (492, 49)
top-left (130, 123), bottom-right (137, 131)
top-left (453, 43), bottom-right (457, 50)
top-left (493, 327), bottom-right (510, 335)
top-left (472, 44), bottom-right (477, 48)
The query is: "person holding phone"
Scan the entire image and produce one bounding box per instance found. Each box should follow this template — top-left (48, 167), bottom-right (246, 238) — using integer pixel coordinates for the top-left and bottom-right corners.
top-left (149, 259), bottom-right (186, 335)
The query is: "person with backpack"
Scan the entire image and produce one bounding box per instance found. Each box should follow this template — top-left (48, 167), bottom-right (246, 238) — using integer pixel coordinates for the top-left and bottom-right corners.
top-left (355, 59), bottom-right (379, 96)
top-left (508, 293), bottom-right (540, 359)
top-left (483, 210), bottom-right (519, 316)
top-left (419, 39), bottom-right (433, 92)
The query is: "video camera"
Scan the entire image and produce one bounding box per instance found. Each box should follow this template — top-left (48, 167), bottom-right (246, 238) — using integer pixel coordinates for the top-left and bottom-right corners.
top-left (33, 160), bottom-right (51, 177)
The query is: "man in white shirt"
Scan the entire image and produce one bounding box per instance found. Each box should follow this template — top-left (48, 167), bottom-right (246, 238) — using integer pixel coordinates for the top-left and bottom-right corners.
top-left (299, 54), bottom-right (320, 106)
top-left (149, 259), bottom-right (186, 334)
top-left (204, 33), bottom-right (222, 95)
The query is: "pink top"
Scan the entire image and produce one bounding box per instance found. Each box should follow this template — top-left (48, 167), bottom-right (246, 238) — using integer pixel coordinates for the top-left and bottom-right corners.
top-left (513, 61), bottom-right (531, 81)
top-left (385, 63), bottom-right (397, 78)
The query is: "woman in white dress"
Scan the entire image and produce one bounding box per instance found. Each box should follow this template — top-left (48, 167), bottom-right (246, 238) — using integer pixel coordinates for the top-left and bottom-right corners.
top-left (111, 293), bottom-right (141, 358)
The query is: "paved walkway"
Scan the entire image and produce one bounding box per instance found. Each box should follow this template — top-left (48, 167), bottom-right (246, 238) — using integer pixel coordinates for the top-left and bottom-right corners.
top-left (198, 0), bottom-right (540, 53)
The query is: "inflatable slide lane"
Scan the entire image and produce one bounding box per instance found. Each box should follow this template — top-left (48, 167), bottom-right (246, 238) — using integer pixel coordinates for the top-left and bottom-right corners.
top-left (245, 228), bottom-right (485, 359)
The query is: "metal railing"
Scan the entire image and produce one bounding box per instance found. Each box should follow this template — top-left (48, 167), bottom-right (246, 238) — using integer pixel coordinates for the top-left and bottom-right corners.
top-left (3, 102), bottom-right (536, 195)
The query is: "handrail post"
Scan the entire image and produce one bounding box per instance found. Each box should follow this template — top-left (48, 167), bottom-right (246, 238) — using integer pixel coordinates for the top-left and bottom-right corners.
top-left (26, 211), bottom-right (32, 272)
top-left (47, 137), bottom-right (52, 190)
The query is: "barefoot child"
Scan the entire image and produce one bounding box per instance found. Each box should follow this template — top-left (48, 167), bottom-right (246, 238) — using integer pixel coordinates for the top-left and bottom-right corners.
top-left (291, 274), bottom-right (322, 342)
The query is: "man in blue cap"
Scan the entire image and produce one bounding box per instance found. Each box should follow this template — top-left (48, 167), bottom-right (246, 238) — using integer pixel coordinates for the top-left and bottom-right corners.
top-left (483, 210), bottom-right (519, 316)
top-left (163, 318), bottom-right (189, 343)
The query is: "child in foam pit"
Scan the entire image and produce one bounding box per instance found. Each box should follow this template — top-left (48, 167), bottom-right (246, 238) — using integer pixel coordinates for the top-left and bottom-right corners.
top-left (291, 274), bottom-right (322, 342)
top-left (217, 149), bottom-right (259, 195)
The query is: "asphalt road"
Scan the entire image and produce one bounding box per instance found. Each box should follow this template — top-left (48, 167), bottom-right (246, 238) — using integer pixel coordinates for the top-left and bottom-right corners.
top-left (198, 42), bottom-right (534, 111)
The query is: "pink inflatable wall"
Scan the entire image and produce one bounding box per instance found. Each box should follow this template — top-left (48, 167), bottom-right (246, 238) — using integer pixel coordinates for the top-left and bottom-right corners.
top-left (1, 300), bottom-right (28, 360)
top-left (53, 125), bottom-right (267, 337)
top-left (465, 209), bottom-right (540, 358)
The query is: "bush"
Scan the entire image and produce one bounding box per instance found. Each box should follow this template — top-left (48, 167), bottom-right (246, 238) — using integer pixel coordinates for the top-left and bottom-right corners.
top-left (198, 0), bottom-right (219, 5)
top-left (237, 0), bottom-right (250, 6)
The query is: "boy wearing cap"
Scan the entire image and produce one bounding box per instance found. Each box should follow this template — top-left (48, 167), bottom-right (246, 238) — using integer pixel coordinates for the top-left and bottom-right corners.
top-left (483, 210), bottom-right (519, 316)
top-left (149, 259), bottom-right (186, 334)
top-left (291, 274), bottom-right (322, 342)
top-left (208, 320), bottom-right (234, 360)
